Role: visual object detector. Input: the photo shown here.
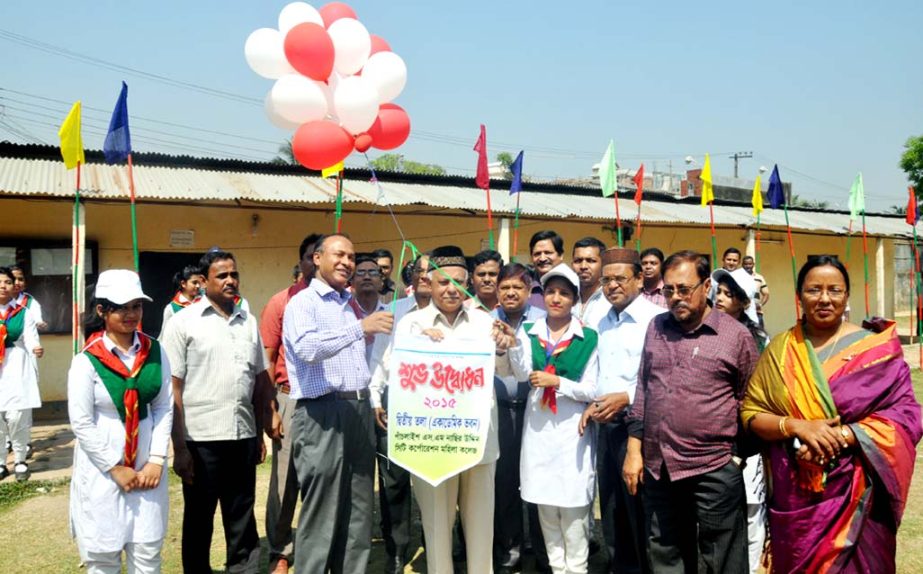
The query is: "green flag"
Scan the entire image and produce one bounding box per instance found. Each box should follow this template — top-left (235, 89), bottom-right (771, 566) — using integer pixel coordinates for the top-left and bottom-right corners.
top-left (848, 172), bottom-right (865, 221)
top-left (599, 140), bottom-right (617, 197)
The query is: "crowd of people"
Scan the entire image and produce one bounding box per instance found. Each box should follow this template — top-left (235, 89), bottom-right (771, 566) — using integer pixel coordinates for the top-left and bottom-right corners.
top-left (7, 226), bottom-right (915, 574)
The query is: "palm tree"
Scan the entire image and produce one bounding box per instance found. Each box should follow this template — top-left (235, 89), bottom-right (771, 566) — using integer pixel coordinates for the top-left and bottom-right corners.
top-left (272, 139), bottom-right (295, 165)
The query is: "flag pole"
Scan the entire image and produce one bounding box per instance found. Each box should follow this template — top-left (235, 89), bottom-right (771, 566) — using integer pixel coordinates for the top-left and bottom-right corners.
top-left (755, 212), bottom-right (762, 272)
top-left (486, 186), bottom-right (495, 249)
top-left (635, 202), bottom-right (642, 252)
top-left (512, 192), bottom-right (521, 258)
top-left (915, 227), bottom-right (923, 368)
top-left (334, 171), bottom-right (344, 232)
top-left (613, 195), bottom-right (623, 247)
top-left (708, 202), bottom-right (717, 267)
top-left (910, 225), bottom-right (918, 349)
top-left (783, 203), bottom-right (801, 318)
top-left (861, 210), bottom-right (870, 317)
top-left (844, 220), bottom-right (853, 269)
top-left (127, 153), bottom-right (139, 271)
top-left (72, 162), bottom-right (82, 355)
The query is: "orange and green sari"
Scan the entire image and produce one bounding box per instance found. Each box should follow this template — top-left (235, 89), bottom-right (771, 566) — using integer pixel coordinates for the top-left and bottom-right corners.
top-left (742, 319), bottom-right (921, 573)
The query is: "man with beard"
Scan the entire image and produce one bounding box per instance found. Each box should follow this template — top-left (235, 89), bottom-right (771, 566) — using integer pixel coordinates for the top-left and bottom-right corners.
top-left (624, 250), bottom-right (757, 573)
top-left (639, 248), bottom-right (667, 308)
top-left (571, 237), bottom-right (610, 328)
top-left (580, 248), bottom-right (665, 574)
top-left (162, 250), bottom-right (274, 573)
top-left (283, 234), bottom-right (394, 573)
top-left (260, 233), bottom-right (321, 573)
top-left (468, 250), bottom-right (503, 311)
top-left (528, 230), bottom-right (565, 309)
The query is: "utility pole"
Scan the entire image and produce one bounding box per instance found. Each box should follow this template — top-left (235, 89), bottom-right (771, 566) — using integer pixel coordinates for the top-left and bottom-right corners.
top-left (730, 151), bottom-right (753, 178)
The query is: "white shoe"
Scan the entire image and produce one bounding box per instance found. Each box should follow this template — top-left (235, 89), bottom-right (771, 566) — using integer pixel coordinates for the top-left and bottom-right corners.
top-left (14, 462), bottom-right (28, 482)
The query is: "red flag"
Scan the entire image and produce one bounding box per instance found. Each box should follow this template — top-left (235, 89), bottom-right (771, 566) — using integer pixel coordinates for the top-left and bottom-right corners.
top-left (474, 124), bottom-right (489, 191)
top-left (908, 186), bottom-right (918, 226)
top-left (633, 164), bottom-right (645, 205)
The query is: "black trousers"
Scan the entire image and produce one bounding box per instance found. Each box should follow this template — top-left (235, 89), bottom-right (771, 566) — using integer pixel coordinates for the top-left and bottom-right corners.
top-left (291, 396), bottom-right (375, 574)
top-left (598, 422), bottom-right (648, 574)
top-left (375, 394), bottom-right (413, 562)
top-left (182, 438), bottom-right (260, 574)
top-left (493, 401), bottom-right (548, 570)
top-left (644, 460), bottom-right (748, 574)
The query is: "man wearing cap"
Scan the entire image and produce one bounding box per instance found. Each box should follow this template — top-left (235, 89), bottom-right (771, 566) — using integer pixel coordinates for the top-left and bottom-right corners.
top-left (375, 245), bottom-right (516, 574)
top-left (282, 234), bottom-right (394, 573)
top-left (162, 249), bottom-right (273, 573)
top-left (260, 233), bottom-right (321, 574)
top-left (624, 250), bottom-right (757, 573)
top-left (579, 248), bottom-right (665, 574)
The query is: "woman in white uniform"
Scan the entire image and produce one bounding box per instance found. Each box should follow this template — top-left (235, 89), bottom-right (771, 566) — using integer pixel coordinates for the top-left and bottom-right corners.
top-left (159, 264), bottom-right (204, 337)
top-left (504, 264), bottom-right (599, 574)
top-left (0, 266), bottom-right (42, 481)
top-left (68, 269), bottom-right (173, 574)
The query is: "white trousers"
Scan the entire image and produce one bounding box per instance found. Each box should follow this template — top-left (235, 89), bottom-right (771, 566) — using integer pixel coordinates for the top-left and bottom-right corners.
top-left (0, 409), bottom-right (31, 463)
top-left (538, 504), bottom-right (590, 574)
top-left (82, 541), bottom-right (163, 574)
top-left (413, 462), bottom-right (495, 574)
top-left (747, 503), bottom-right (767, 574)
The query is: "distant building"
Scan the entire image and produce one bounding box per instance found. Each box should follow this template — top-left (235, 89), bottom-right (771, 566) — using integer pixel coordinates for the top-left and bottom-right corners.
top-left (682, 169), bottom-right (792, 204)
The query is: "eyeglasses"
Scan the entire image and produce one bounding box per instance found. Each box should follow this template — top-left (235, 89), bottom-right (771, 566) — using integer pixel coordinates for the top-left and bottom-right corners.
top-left (662, 281), bottom-right (704, 299)
top-left (802, 287), bottom-right (847, 300)
top-left (354, 269), bottom-right (381, 277)
top-left (600, 275), bottom-right (634, 287)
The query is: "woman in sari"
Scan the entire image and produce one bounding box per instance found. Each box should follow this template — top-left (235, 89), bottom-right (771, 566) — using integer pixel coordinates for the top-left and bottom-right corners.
top-left (741, 255), bottom-right (921, 573)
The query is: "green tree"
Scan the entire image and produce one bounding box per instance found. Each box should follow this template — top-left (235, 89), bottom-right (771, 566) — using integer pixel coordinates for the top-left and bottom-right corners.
top-left (272, 139), bottom-right (295, 165)
top-left (900, 135), bottom-right (923, 197)
top-left (790, 195), bottom-right (830, 210)
top-left (369, 153), bottom-right (446, 176)
top-left (496, 152), bottom-right (514, 180)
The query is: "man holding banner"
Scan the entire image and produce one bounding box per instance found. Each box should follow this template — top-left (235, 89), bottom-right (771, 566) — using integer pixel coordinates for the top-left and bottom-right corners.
top-left (375, 245), bottom-right (517, 574)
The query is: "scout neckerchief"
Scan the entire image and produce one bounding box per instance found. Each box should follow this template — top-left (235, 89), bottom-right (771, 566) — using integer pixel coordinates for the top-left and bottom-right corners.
top-left (0, 303), bottom-right (26, 365)
top-left (83, 331), bottom-right (163, 469)
top-left (18, 293), bottom-right (32, 309)
top-left (526, 319), bottom-right (598, 414)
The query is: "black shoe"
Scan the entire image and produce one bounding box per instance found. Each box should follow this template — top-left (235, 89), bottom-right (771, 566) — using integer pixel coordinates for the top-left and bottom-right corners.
top-left (0, 466), bottom-right (8, 481)
top-left (26, 443), bottom-right (33, 460)
top-left (384, 554), bottom-right (406, 574)
top-left (589, 539), bottom-right (601, 557)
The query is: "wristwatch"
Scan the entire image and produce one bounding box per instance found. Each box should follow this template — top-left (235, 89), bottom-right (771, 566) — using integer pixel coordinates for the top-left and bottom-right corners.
top-left (148, 455), bottom-right (166, 466)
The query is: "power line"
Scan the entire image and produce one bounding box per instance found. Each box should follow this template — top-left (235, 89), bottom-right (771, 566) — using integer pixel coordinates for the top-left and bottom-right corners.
top-left (0, 29), bottom-right (261, 106)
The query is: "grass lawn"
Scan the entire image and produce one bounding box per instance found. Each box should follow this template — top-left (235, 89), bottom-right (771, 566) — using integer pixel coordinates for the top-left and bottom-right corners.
top-left (1, 372), bottom-right (922, 572)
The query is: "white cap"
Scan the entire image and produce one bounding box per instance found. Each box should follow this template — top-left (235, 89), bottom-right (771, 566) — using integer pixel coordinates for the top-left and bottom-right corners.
top-left (95, 269), bottom-right (152, 305)
top-left (709, 268), bottom-right (758, 324)
top-left (540, 263), bottom-right (581, 297)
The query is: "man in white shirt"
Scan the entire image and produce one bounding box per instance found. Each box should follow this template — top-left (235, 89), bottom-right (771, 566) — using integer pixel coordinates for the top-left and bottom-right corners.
top-left (161, 250), bottom-right (274, 574)
top-left (580, 248), bottom-right (666, 574)
top-left (571, 237), bottom-right (610, 329)
top-left (375, 245), bottom-right (515, 574)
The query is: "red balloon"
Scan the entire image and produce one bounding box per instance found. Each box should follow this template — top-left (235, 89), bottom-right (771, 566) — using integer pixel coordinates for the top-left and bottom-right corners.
top-left (368, 104), bottom-right (411, 150)
top-left (354, 133), bottom-right (373, 153)
top-left (292, 121), bottom-right (355, 170)
top-left (319, 2), bottom-right (357, 28)
top-left (283, 23), bottom-right (335, 81)
top-left (369, 34), bottom-right (391, 56)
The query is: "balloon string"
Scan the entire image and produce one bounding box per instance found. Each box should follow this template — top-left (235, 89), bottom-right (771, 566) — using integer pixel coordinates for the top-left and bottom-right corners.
top-left (364, 152), bottom-right (407, 244)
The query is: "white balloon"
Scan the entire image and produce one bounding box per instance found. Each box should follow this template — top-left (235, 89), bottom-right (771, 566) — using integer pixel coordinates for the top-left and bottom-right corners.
top-left (333, 75), bottom-right (380, 134)
top-left (270, 74), bottom-right (329, 124)
top-left (327, 18), bottom-right (371, 76)
top-left (278, 2), bottom-right (323, 35)
top-left (264, 92), bottom-right (301, 130)
top-left (244, 28), bottom-right (296, 79)
top-left (361, 52), bottom-right (407, 103)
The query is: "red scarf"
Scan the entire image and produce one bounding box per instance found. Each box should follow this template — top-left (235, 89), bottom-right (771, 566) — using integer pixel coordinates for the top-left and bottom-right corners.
top-left (0, 303), bottom-right (26, 365)
top-left (537, 336), bottom-right (573, 414)
top-left (83, 331), bottom-right (152, 468)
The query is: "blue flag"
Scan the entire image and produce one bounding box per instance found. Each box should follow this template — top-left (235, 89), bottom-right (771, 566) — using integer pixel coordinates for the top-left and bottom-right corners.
top-left (104, 81), bottom-right (131, 164)
top-left (767, 164), bottom-right (785, 209)
top-left (509, 151), bottom-right (524, 195)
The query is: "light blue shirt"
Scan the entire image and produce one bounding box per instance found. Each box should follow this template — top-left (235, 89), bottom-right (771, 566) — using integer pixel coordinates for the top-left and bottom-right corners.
top-left (283, 279), bottom-right (369, 400)
top-left (595, 295), bottom-right (667, 402)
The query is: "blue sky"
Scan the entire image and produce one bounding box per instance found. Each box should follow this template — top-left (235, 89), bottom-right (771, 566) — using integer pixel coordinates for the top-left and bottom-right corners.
top-left (1, 0), bottom-right (920, 212)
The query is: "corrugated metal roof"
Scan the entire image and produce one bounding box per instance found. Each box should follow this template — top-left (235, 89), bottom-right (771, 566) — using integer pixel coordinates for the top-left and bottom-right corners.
top-left (0, 156), bottom-right (916, 239)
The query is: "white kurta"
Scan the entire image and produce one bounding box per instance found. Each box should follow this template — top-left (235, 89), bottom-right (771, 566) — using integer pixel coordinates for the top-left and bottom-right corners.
top-left (0, 302), bottom-right (41, 411)
top-left (67, 333), bottom-right (174, 553)
top-left (506, 317), bottom-right (598, 508)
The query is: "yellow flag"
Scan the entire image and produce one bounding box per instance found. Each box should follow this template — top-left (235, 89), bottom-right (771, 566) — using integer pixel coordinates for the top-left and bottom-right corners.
top-left (699, 153), bottom-right (713, 206)
top-left (58, 101), bottom-right (85, 170)
top-left (751, 174), bottom-right (763, 216)
top-left (321, 162), bottom-right (344, 178)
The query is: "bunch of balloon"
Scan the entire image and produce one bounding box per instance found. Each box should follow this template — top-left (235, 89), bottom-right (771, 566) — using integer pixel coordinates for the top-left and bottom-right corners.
top-left (245, 2), bottom-right (411, 170)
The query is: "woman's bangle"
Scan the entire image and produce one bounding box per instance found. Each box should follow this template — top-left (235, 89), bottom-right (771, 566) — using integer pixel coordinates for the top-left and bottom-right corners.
top-left (779, 416), bottom-right (791, 439)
